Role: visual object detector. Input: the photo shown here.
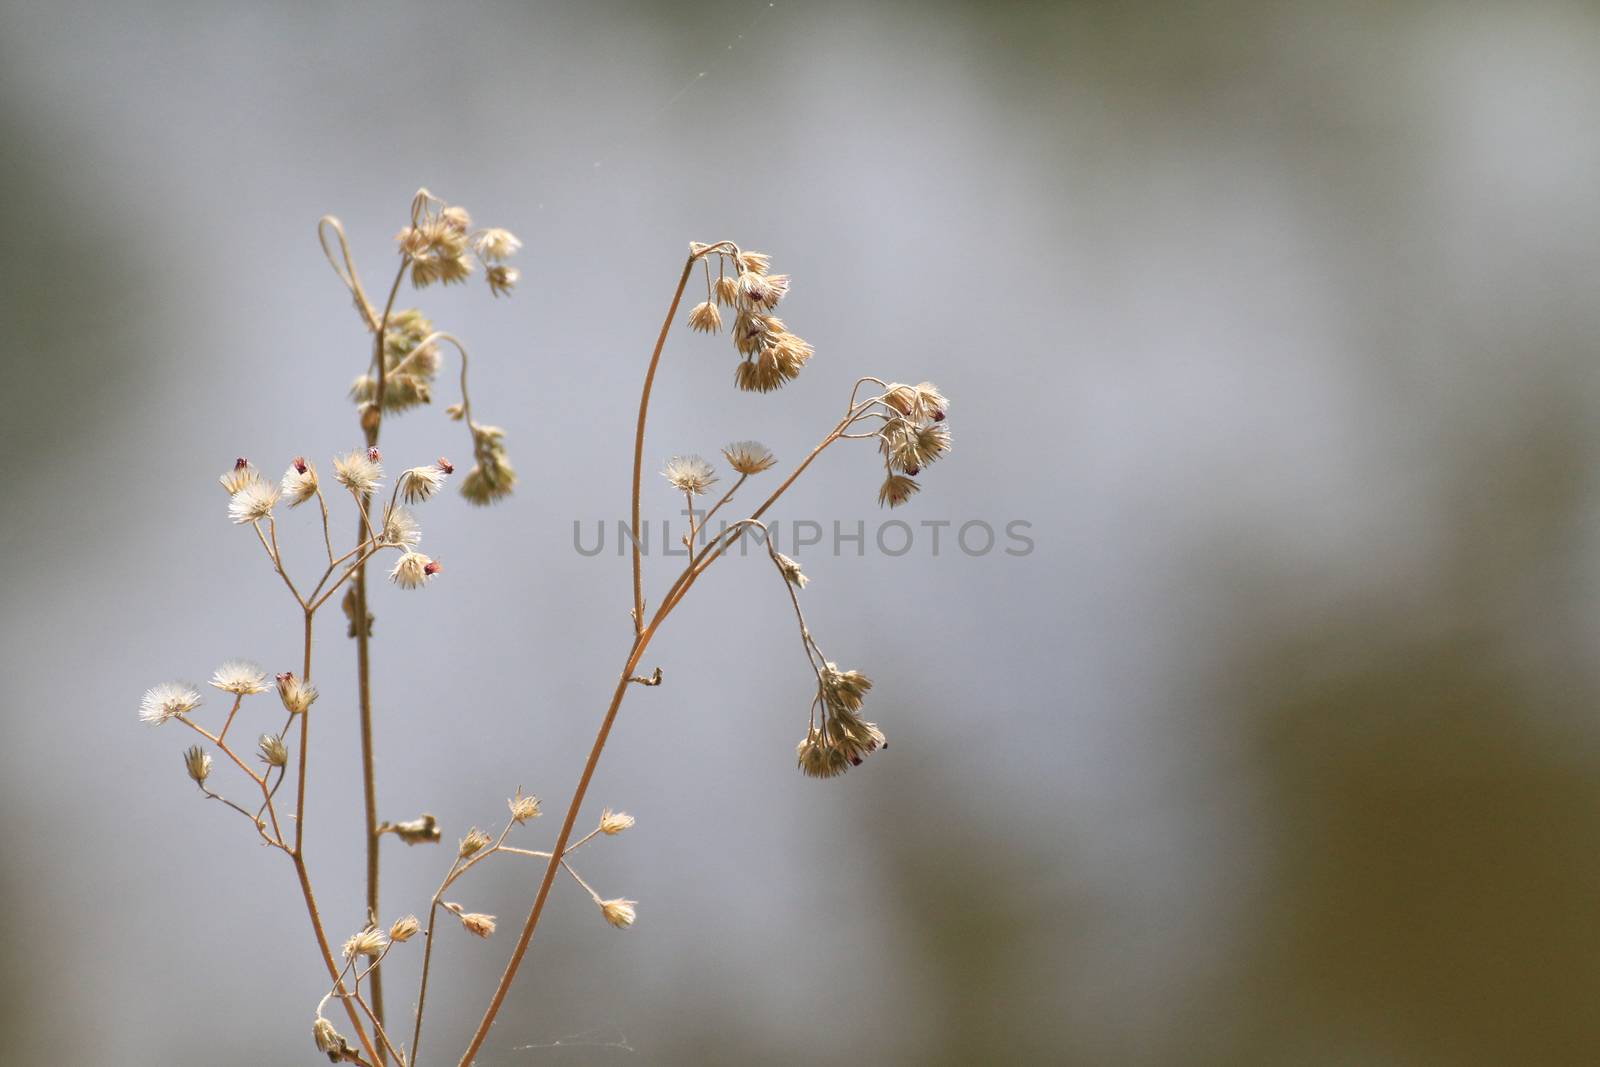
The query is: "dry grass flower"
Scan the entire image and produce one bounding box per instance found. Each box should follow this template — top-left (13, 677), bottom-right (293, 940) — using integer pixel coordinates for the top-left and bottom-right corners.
top-left (662, 455), bottom-right (717, 495)
top-left (509, 790), bottom-right (541, 824)
top-left (457, 911), bottom-right (496, 939)
top-left (183, 744), bottom-right (212, 784)
top-left (140, 681), bottom-right (201, 726)
top-left (280, 458), bottom-right (319, 506)
top-left (228, 479), bottom-right (280, 524)
top-left (599, 898), bottom-right (637, 929)
top-left (598, 809), bottom-right (634, 835)
top-left (219, 457), bottom-right (260, 495)
top-left (687, 300), bottom-right (722, 334)
top-left (342, 926), bottom-right (387, 960)
top-left (458, 827), bottom-right (492, 858)
top-left (388, 550), bottom-right (438, 589)
top-left (722, 440), bottom-right (776, 474)
top-left (399, 462), bottom-right (450, 504)
top-left (258, 733), bottom-right (289, 768)
top-left (275, 672), bottom-right (318, 715)
top-left (333, 448), bottom-right (383, 496)
top-left (389, 915), bottom-right (420, 943)
top-left (210, 660), bottom-right (268, 695)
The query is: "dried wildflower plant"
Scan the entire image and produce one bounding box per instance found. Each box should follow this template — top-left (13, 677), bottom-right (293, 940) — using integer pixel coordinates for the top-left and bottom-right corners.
top-left (141, 207), bottom-right (951, 1064)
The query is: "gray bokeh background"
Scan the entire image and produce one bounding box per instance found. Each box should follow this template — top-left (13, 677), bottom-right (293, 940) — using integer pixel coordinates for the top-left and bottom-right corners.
top-left (4, 1), bottom-right (1600, 1064)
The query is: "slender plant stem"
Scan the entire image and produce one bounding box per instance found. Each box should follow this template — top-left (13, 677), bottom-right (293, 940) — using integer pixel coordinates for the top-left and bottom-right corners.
top-left (630, 254), bottom-right (697, 635)
top-left (291, 608), bottom-right (382, 1066)
top-left (355, 257), bottom-right (409, 1061)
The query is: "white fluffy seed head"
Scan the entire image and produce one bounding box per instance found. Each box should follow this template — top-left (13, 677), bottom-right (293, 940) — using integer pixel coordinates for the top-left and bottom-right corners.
top-left (661, 455), bottom-right (717, 496)
top-left (140, 682), bottom-right (202, 726)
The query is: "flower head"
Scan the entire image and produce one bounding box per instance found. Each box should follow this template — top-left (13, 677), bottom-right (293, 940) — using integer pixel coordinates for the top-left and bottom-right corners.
top-left (458, 911), bottom-right (496, 938)
top-left (599, 809), bottom-right (634, 835)
top-left (662, 455), bottom-right (717, 496)
top-left (313, 1018), bottom-right (349, 1058)
top-left (280, 458), bottom-right (319, 507)
top-left (400, 463), bottom-right (450, 505)
top-left (183, 745), bottom-right (212, 785)
top-left (258, 733), bottom-right (289, 768)
top-left (275, 672), bottom-right (318, 715)
top-left (333, 449), bottom-right (383, 496)
top-left (486, 264), bottom-right (519, 297)
top-left (219, 458), bottom-right (260, 495)
top-left (228, 480), bottom-right (280, 525)
top-left (342, 927), bottom-right (387, 960)
top-left (140, 682), bottom-right (202, 726)
top-left (509, 790), bottom-right (541, 824)
top-left (599, 898), bottom-right (637, 929)
top-left (210, 660), bottom-right (268, 695)
top-left (458, 827), bottom-right (492, 858)
top-left (688, 301), bottom-right (722, 334)
top-left (390, 915), bottom-right (421, 942)
top-left (389, 551), bottom-right (438, 590)
top-left (877, 474), bottom-right (920, 509)
top-left (382, 507), bottom-right (421, 548)
top-left (722, 441), bottom-right (776, 475)
top-left (473, 227), bottom-right (522, 261)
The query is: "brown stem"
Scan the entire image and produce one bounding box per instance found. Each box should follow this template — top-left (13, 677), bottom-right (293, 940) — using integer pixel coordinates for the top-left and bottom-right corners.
top-left (630, 254), bottom-right (697, 635)
top-left (356, 258), bottom-right (406, 1059)
top-left (293, 610), bottom-right (381, 1065)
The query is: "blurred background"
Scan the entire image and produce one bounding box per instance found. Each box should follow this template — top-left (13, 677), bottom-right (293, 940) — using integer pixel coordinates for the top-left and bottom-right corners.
top-left (3, 1), bottom-right (1599, 1063)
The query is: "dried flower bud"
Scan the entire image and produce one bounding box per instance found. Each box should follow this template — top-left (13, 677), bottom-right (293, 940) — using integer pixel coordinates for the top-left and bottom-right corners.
top-left (458, 911), bottom-right (496, 938)
top-left (258, 733), bottom-right (289, 768)
top-left (312, 1017), bottom-right (349, 1057)
top-left (333, 449), bottom-right (383, 496)
top-left (877, 474), bottom-right (920, 509)
top-left (738, 251), bottom-right (771, 274)
top-left (662, 455), bottom-right (717, 496)
top-left (275, 672), bottom-right (318, 715)
top-left (508, 790), bottom-right (541, 824)
top-left (381, 507), bottom-right (421, 548)
top-left (687, 300), bottom-right (722, 334)
top-left (722, 440), bottom-right (776, 475)
top-left (280, 458), bottom-right (319, 506)
top-left (459, 827), bottom-right (492, 858)
top-left (411, 256), bottom-right (441, 288)
top-left (140, 682), bottom-right (202, 726)
top-left (441, 205), bottom-right (472, 232)
top-left (219, 459), bottom-right (261, 495)
top-left (474, 227), bottom-right (522, 261)
top-left (487, 264), bottom-right (519, 297)
top-left (599, 898), bottom-right (637, 929)
top-left (437, 254), bottom-right (473, 286)
top-left (389, 551), bottom-right (437, 590)
top-left (390, 914), bottom-right (420, 942)
top-left (714, 275), bottom-right (739, 306)
top-left (599, 808), bottom-right (634, 835)
top-left (228, 480), bottom-right (280, 525)
top-left (210, 660), bottom-right (268, 695)
top-left (774, 552), bottom-right (809, 588)
top-left (400, 464), bottom-right (450, 504)
top-left (183, 744), bottom-right (212, 784)
top-left (342, 926), bottom-right (387, 960)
